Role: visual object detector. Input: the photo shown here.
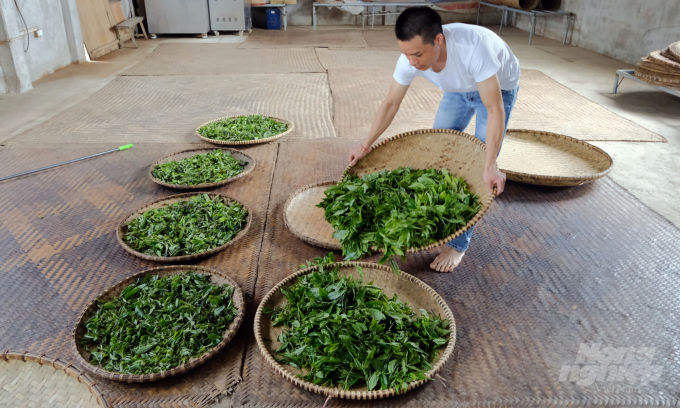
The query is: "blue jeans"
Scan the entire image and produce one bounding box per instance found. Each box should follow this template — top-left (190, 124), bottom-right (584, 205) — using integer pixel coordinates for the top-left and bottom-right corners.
top-left (433, 86), bottom-right (519, 253)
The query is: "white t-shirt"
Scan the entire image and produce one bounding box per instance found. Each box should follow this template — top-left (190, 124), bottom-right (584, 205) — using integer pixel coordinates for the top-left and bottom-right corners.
top-left (393, 24), bottom-right (521, 93)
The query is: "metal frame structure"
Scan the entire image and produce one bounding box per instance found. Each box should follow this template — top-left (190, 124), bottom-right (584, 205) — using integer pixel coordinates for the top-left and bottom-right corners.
top-left (613, 69), bottom-right (680, 98)
top-left (313, 1), bottom-right (431, 30)
top-left (476, 1), bottom-right (573, 45)
top-left (252, 4), bottom-right (288, 30)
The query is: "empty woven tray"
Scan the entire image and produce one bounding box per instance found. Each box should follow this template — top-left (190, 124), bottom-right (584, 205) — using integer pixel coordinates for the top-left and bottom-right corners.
top-left (195, 115), bottom-right (294, 146)
top-left (72, 265), bottom-right (245, 383)
top-left (283, 180), bottom-right (341, 250)
top-left (1, 351), bottom-right (111, 407)
top-left (255, 261), bottom-right (456, 399)
top-left (149, 147), bottom-right (256, 189)
top-left (497, 129), bottom-right (613, 186)
top-left (284, 129), bottom-right (494, 253)
top-left (116, 192), bottom-right (252, 262)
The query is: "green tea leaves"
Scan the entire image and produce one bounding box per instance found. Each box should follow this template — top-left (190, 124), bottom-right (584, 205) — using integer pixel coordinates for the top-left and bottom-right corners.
top-left (152, 149), bottom-right (246, 186)
top-left (81, 273), bottom-right (239, 375)
top-left (264, 263), bottom-right (449, 393)
top-left (198, 115), bottom-right (288, 142)
top-left (124, 194), bottom-right (248, 257)
top-left (319, 168), bottom-right (481, 263)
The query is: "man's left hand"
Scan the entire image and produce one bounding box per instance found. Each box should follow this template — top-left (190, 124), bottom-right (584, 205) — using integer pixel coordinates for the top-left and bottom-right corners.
top-left (484, 164), bottom-right (506, 195)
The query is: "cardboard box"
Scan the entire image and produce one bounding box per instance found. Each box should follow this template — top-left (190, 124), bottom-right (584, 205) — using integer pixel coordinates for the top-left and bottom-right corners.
top-left (284, 0), bottom-right (296, 4)
top-left (270, 0), bottom-right (285, 4)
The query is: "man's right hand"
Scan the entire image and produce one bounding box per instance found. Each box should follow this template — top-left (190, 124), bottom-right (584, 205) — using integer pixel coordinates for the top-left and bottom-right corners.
top-left (349, 144), bottom-right (370, 166)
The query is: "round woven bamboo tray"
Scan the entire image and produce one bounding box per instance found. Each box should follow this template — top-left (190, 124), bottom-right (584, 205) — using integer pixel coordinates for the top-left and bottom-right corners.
top-left (342, 128), bottom-right (495, 252)
top-left (195, 115), bottom-right (294, 146)
top-left (634, 66), bottom-right (680, 85)
top-left (116, 192), bottom-right (251, 262)
top-left (255, 261), bottom-right (456, 399)
top-left (283, 181), bottom-right (341, 250)
top-left (149, 147), bottom-right (256, 190)
top-left (72, 265), bottom-right (245, 383)
top-left (497, 129), bottom-right (613, 186)
top-left (639, 57), bottom-right (679, 75)
top-left (536, 0), bottom-right (560, 11)
top-left (284, 129), bottom-right (495, 253)
top-left (1, 350), bottom-right (111, 407)
top-left (647, 50), bottom-right (680, 72)
top-left (484, 0), bottom-right (539, 10)
top-left (667, 41), bottom-right (680, 62)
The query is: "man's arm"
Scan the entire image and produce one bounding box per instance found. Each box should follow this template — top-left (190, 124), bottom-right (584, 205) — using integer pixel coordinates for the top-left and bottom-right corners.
top-left (349, 79), bottom-right (410, 166)
top-left (477, 74), bottom-right (507, 195)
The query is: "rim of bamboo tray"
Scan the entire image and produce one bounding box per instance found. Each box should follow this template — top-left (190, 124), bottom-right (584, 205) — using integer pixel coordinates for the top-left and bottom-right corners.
top-left (647, 50), bottom-right (680, 71)
top-left (195, 115), bottom-right (294, 146)
top-left (283, 180), bottom-right (342, 250)
top-left (254, 261), bottom-right (456, 399)
top-left (498, 129), bottom-right (613, 187)
top-left (149, 147), bottom-right (257, 190)
top-left (72, 265), bottom-right (245, 383)
top-left (667, 41), bottom-right (680, 62)
top-left (634, 66), bottom-right (680, 84)
top-left (1, 350), bottom-right (112, 407)
top-left (484, 0), bottom-right (540, 11)
top-left (640, 58), bottom-right (680, 75)
top-left (116, 192), bottom-right (251, 262)
top-left (338, 128), bottom-right (496, 254)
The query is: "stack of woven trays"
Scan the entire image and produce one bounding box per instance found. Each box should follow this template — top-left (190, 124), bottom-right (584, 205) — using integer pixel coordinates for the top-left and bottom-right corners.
top-left (634, 41), bottom-right (680, 89)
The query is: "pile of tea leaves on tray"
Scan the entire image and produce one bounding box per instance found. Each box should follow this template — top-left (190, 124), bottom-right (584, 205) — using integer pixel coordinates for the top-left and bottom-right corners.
top-left (81, 272), bottom-right (239, 375)
top-left (318, 167), bottom-right (481, 263)
top-left (198, 115), bottom-right (288, 142)
top-left (264, 253), bottom-right (450, 393)
top-left (124, 194), bottom-right (248, 257)
top-left (152, 149), bottom-right (247, 186)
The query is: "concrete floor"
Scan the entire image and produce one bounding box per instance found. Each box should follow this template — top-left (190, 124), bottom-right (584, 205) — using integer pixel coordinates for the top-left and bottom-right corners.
top-left (0, 26), bottom-right (677, 407)
top-left (2, 26), bottom-right (676, 227)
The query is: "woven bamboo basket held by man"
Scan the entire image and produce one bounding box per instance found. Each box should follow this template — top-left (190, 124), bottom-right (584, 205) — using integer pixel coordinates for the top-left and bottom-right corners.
top-left (348, 7), bottom-right (521, 272)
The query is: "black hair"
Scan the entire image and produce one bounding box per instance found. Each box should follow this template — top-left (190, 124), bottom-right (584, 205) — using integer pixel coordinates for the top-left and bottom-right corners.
top-left (395, 7), bottom-right (443, 45)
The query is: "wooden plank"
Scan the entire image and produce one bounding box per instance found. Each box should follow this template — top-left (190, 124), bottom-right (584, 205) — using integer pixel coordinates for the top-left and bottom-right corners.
top-left (75, 0), bottom-right (119, 59)
top-left (110, 1), bottom-right (126, 24)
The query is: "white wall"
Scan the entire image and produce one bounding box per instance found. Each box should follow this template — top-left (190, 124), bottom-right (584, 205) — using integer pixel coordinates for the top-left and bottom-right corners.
top-left (514, 0), bottom-right (680, 64)
top-left (0, 0), bottom-right (85, 93)
top-left (0, 65), bottom-right (6, 93)
top-left (18, 0), bottom-right (73, 81)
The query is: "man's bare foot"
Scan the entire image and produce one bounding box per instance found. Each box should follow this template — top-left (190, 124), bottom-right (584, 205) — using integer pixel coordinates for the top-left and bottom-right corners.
top-left (430, 246), bottom-right (465, 272)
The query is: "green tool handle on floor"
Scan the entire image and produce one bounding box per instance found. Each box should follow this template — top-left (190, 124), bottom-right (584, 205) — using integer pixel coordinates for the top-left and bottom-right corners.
top-left (0, 144), bottom-right (133, 183)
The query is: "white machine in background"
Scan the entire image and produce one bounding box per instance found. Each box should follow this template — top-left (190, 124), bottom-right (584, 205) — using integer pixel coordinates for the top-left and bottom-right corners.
top-left (208, 0), bottom-right (252, 34)
top-left (146, 0), bottom-right (251, 36)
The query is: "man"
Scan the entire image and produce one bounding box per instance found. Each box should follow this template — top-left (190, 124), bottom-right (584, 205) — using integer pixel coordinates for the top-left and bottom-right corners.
top-left (348, 7), bottom-right (520, 273)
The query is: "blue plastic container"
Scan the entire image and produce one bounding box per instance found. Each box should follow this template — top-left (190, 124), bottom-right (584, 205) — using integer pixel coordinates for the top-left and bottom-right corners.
top-left (267, 8), bottom-right (281, 30)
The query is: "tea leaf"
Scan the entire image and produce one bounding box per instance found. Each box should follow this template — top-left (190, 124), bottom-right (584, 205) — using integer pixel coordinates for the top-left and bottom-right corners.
top-left (198, 115), bottom-right (288, 142)
top-left (152, 149), bottom-right (246, 186)
top-left (264, 258), bottom-right (448, 393)
top-left (318, 168), bottom-right (481, 263)
top-left (124, 194), bottom-right (247, 257)
top-left (81, 273), bottom-right (239, 375)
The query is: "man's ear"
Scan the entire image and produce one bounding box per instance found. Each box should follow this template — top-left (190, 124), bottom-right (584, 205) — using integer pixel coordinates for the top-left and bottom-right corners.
top-left (435, 33), bottom-right (445, 46)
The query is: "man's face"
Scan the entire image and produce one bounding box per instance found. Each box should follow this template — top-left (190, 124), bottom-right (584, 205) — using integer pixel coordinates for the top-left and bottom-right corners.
top-left (398, 34), bottom-right (443, 71)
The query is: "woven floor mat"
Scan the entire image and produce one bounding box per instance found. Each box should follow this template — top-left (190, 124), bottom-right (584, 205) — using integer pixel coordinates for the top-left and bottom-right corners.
top-left (0, 142), bottom-right (277, 407)
top-left (238, 27), bottom-right (367, 49)
top-left (330, 68), bottom-right (665, 142)
top-left (5, 75), bottom-right (335, 146)
top-left (315, 48), bottom-right (401, 70)
top-left (328, 68), bottom-right (442, 141)
top-left (233, 138), bottom-right (680, 407)
top-left (361, 29), bottom-right (401, 50)
top-left (122, 43), bottom-right (325, 76)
